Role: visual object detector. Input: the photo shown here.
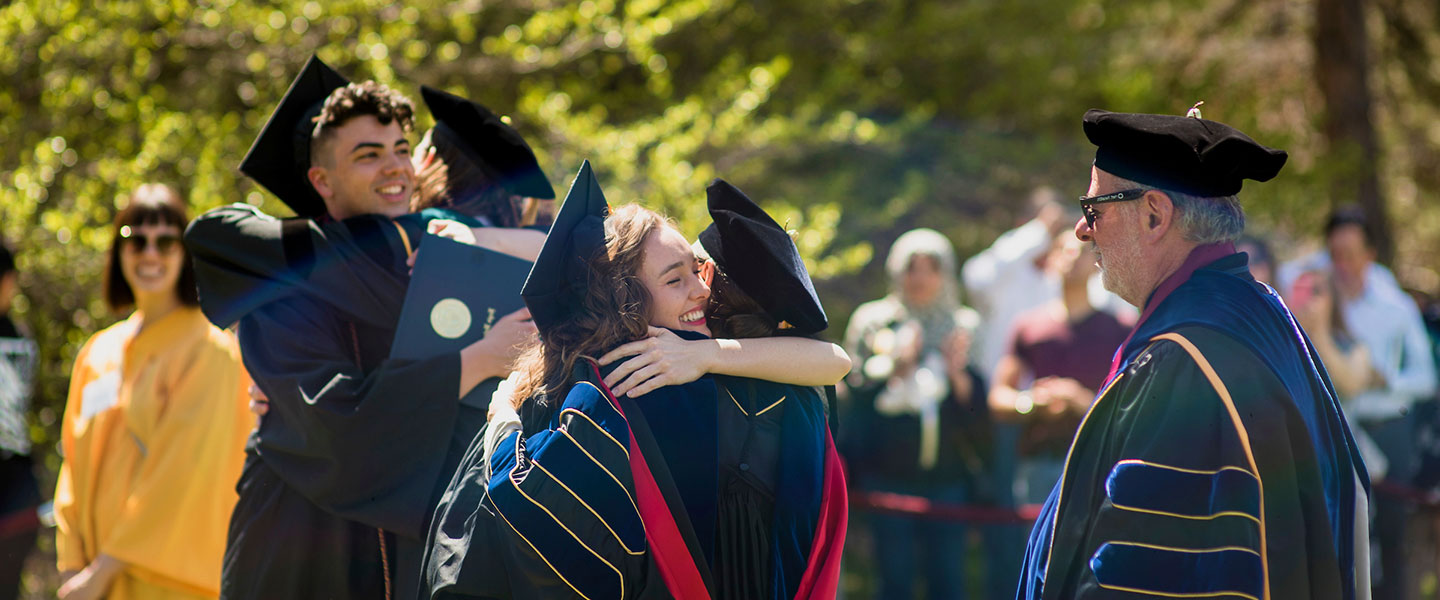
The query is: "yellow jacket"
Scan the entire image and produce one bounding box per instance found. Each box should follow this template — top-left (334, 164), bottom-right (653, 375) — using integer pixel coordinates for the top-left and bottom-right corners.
top-left (54, 306), bottom-right (251, 599)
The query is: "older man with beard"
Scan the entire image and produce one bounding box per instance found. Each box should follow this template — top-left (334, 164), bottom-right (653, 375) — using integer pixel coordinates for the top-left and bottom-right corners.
top-left (1014, 108), bottom-right (1372, 600)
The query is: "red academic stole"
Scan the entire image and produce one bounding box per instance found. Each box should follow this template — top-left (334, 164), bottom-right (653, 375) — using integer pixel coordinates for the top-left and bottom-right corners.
top-left (588, 362), bottom-right (712, 598)
top-left (588, 362), bottom-right (849, 599)
top-left (792, 428), bottom-right (849, 599)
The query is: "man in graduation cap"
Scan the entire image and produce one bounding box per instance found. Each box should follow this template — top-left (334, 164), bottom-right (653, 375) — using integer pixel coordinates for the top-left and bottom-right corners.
top-left (1014, 108), bottom-right (1372, 600)
top-left (184, 56), bottom-right (541, 600)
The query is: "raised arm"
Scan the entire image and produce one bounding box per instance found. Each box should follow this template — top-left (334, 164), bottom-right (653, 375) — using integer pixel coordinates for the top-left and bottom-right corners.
top-left (597, 327), bottom-right (851, 398)
top-left (184, 204), bottom-right (414, 330)
top-left (239, 296), bottom-right (461, 537)
top-left (186, 204), bottom-right (537, 330)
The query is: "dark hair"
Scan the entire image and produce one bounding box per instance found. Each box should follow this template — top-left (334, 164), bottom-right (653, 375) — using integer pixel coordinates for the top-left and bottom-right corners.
top-left (310, 81), bottom-right (416, 166)
top-left (103, 183), bottom-right (198, 312)
top-left (1324, 205), bottom-right (1373, 247)
top-left (511, 204), bottom-right (665, 412)
top-left (412, 125), bottom-right (521, 227)
top-left (706, 267), bottom-right (783, 339)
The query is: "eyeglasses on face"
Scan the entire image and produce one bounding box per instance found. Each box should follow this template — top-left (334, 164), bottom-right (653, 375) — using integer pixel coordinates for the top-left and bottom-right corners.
top-left (1078, 188), bottom-right (1147, 228)
top-left (119, 225), bottom-right (181, 254)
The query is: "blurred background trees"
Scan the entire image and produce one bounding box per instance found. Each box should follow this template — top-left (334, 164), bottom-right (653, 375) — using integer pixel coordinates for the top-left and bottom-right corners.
top-left (4, 0), bottom-right (1440, 593)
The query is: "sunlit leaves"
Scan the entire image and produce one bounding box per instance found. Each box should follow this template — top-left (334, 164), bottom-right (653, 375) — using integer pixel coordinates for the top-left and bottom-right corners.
top-left (7, 1), bottom-right (1440, 533)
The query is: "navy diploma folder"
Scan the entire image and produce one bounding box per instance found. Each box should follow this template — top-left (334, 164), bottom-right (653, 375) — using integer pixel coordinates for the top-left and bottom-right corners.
top-left (391, 233), bottom-right (534, 409)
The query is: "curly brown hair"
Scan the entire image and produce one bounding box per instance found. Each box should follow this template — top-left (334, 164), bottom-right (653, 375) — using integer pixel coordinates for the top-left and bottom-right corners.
top-left (309, 81), bottom-right (415, 166)
top-left (511, 204), bottom-right (668, 415)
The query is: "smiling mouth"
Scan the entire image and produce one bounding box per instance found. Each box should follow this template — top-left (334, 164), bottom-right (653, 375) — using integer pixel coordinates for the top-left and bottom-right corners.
top-left (680, 309), bottom-right (705, 324)
top-left (376, 183), bottom-right (407, 199)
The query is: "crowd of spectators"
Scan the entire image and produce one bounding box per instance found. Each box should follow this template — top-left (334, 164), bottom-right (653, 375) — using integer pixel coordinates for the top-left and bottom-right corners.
top-left (3, 184), bottom-right (1440, 599)
top-left (840, 193), bottom-right (1440, 599)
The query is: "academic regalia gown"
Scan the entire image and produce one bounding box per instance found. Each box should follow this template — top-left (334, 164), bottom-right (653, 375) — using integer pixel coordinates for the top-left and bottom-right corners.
top-left (1016, 248), bottom-right (1371, 600)
top-left (53, 307), bottom-right (251, 599)
top-left (423, 342), bottom-right (847, 600)
top-left (186, 205), bottom-right (483, 600)
top-left (424, 359), bottom-right (712, 600)
top-left (712, 375), bottom-right (844, 600)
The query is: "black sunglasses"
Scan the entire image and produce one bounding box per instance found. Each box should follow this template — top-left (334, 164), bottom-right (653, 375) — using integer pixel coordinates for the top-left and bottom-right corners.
top-left (1078, 188), bottom-right (1147, 228)
top-left (119, 226), bottom-right (181, 254)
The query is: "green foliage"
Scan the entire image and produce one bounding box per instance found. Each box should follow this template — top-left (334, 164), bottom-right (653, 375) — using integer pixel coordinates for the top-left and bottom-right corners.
top-left (5, 1), bottom-right (1440, 562)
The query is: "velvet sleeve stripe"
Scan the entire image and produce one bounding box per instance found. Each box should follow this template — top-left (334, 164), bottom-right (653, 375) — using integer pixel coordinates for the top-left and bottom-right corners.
top-left (593, 363), bottom-right (715, 598)
top-left (488, 431), bottom-right (521, 479)
top-left (563, 383), bottom-right (633, 457)
top-left (484, 392), bottom-right (632, 599)
top-left (1150, 332), bottom-right (1271, 599)
top-left (490, 476), bottom-right (626, 600)
top-left (527, 461), bottom-right (645, 555)
top-left (1105, 460), bottom-right (1261, 524)
top-left (484, 382), bottom-right (651, 599)
top-left (1089, 541), bottom-right (1263, 600)
top-left (531, 431), bottom-right (645, 553)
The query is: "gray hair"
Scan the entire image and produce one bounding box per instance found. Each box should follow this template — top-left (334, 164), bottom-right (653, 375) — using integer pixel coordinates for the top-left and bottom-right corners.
top-left (1110, 174), bottom-right (1245, 244)
top-left (1166, 190), bottom-right (1245, 244)
top-left (885, 228), bottom-right (957, 281)
top-left (885, 228), bottom-right (961, 310)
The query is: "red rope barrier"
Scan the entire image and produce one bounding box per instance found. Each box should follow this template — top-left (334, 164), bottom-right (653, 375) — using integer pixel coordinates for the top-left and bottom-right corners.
top-left (850, 492), bottom-right (1044, 524)
top-left (1372, 480), bottom-right (1440, 508)
top-left (0, 507), bottom-right (40, 540)
top-left (850, 480), bottom-right (1440, 524)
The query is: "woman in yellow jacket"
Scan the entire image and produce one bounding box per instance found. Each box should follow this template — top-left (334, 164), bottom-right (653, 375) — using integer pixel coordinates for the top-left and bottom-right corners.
top-left (53, 184), bottom-right (251, 600)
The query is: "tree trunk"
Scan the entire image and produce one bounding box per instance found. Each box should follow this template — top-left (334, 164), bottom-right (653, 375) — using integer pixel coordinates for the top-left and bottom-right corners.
top-left (1314, 0), bottom-right (1393, 263)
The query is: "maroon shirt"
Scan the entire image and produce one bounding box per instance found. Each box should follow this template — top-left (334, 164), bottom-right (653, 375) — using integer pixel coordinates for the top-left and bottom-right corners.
top-left (1008, 306), bottom-right (1133, 457)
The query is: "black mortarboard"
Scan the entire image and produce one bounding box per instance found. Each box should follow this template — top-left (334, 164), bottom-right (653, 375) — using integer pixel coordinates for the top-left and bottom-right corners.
top-left (521, 160), bottom-right (610, 332)
top-left (421, 86), bottom-right (555, 200)
top-left (1084, 109), bottom-right (1288, 197)
top-left (239, 54), bottom-right (349, 218)
top-left (698, 179), bottom-right (827, 335)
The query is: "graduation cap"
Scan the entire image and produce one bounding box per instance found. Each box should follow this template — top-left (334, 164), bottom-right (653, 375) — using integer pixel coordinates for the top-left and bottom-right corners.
top-left (238, 54), bottom-right (349, 218)
top-left (1084, 108), bottom-right (1288, 198)
top-left (698, 179), bottom-right (827, 335)
top-left (521, 160), bottom-right (610, 332)
top-left (421, 86), bottom-right (555, 200)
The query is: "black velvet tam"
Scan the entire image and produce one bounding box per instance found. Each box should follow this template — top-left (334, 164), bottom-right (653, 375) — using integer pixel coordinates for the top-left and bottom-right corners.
top-left (1084, 109), bottom-right (1288, 198)
top-left (698, 179), bottom-right (827, 335)
top-left (238, 54), bottom-right (349, 218)
top-left (520, 160), bottom-right (609, 333)
top-left (420, 86), bottom-right (555, 200)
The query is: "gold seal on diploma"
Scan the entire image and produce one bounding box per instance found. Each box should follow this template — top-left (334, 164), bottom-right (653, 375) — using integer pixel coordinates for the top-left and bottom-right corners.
top-left (430, 298), bottom-right (472, 339)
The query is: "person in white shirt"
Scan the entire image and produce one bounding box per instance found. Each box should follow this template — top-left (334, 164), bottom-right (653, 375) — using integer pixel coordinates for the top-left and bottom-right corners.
top-left (957, 189), bottom-right (1118, 599)
top-left (962, 188), bottom-right (1133, 376)
top-left (1291, 206), bottom-right (1436, 600)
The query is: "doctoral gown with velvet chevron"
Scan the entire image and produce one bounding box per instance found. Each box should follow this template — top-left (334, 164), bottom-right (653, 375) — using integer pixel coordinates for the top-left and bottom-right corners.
top-left (1015, 250), bottom-right (1370, 600)
top-left (423, 352), bottom-right (847, 600)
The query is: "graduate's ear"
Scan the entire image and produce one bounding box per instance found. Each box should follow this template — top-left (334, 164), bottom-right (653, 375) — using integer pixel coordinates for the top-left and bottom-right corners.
top-left (699, 258), bottom-right (716, 287)
top-left (1140, 189), bottom-right (1176, 244)
top-left (307, 165), bottom-right (332, 202)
